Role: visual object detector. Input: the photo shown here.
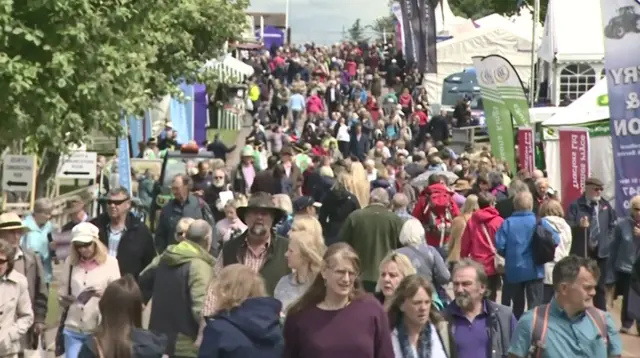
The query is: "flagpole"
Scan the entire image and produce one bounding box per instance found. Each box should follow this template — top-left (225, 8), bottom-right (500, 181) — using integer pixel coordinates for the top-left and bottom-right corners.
top-left (528, 0), bottom-right (539, 107)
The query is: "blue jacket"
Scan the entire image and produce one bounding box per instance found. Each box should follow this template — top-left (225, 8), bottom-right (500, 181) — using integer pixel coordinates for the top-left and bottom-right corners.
top-left (198, 297), bottom-right (284, 358)
top-left (566, 195), bottom-right (616, 258)
top-left (495, 211), bottom-right (544, 283)
top-left (608, 217), bottom-right (640, 283)
top-left (21, 215), bottom-right (53, 283)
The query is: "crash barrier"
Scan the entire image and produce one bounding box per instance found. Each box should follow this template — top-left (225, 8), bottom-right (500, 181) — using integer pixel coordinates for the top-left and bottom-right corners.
top-left (4, 185), bottom-right (94, 227)
top-left (449, 126), bottom-right (490, 152)
top-left (216, 103), bottom-right (245, 130)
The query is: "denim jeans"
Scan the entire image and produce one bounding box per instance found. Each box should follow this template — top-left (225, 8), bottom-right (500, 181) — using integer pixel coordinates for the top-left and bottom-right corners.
top-left (507, 279), bottom-right (543, 319)
top-left (63, 328), bottom-right (91, 358)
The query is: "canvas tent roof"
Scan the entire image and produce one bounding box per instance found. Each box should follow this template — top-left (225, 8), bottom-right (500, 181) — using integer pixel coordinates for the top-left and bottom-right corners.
top-left (542, 79), bottom-right (609, 126)
top-left (203, 55), bottom-right (254, 83)
top-left (538, 0), bottom-right (604, 63)
top-left (435, 0), bottom-right (476, 36)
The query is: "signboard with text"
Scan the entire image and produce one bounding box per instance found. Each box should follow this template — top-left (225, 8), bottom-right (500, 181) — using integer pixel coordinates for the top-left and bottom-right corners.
top-left (2, 155), bottom-right (37, 192)
top-left (559, 128), bottom-right (590, 210)
top-left (517, 127), bottom-right (535, 173)
top-left (57, 151), bottom-right (97, 180)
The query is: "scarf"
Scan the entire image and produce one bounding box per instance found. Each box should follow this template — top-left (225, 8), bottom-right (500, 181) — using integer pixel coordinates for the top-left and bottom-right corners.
top-left (396, 316), bottom-right (432, 358)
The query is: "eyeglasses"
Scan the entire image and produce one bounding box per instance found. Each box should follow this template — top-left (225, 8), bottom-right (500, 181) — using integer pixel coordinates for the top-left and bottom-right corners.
top-left (106, 198), bottom-right (128, 206)
top-left (0, 258), bottom-right (8, 264)
top-left (214, 176), bottom-right (224, 180)
top-left (593, 187), bottom-right (603, 192)
top-left (633, 207), bottom-right (640, 211)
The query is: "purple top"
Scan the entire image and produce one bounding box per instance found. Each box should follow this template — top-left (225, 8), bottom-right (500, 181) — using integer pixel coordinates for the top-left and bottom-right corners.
top-left (283, 295), bottom-right (394, 358)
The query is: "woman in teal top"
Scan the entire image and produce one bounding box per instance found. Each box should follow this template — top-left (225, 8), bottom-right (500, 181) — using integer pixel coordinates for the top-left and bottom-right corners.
top-left (21, 200), bottom-right (55, 284)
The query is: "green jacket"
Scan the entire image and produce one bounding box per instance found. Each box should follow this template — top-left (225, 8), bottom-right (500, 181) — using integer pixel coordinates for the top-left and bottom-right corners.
top-left (141, 241), bottom-right (214, 357)
top-left (339, 205), bottom-right (404, 282)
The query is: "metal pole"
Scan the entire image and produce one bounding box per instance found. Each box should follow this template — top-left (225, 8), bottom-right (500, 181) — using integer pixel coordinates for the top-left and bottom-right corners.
top-left (285, 0), bottom-right (290, 31)
top-left (528, 0), bottom-right (539, 107)
top-left (260, 16), bottom-right (265, 44)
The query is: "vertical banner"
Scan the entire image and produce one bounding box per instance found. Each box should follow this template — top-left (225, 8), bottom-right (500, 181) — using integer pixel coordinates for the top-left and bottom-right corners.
top-left (391, 3), bottom-right (405, 52)
top-left (517, 127), bottom-right (535, 172)
top-left (418, 0), bottom-right (437, 73)
top-left (118, 116), bottom-right (132, 195)
top-left (558, 128), bottom-right (589, 210)
top-left (472, 57), bottom-right (516, 171)
top-left (484, 54), bottom-right (531, 126)
top-left (399, 0), bottom-right (417, 64)
top-left (600, 0), bottom-right (640, 214)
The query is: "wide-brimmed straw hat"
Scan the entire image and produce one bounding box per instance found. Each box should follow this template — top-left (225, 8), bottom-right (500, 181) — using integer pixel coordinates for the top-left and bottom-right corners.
top-left (236, 193), bottom-right (286, 225)
top-left (452, 179), bottom-right (472, 192)
top-left (0, 212), bottom-right (28, 231)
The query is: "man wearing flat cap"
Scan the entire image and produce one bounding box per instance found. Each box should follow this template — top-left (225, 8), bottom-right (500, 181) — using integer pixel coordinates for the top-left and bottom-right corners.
top-left (201, 192), bottom-right (290, 317)
top-left (0, 212), bottom-right (48, 350)
top-left (566, 176), bottom-right (616, 310)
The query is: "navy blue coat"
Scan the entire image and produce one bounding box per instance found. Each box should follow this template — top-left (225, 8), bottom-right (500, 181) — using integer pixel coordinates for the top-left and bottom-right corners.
top-left (198, 297), bottom-right (284, 358)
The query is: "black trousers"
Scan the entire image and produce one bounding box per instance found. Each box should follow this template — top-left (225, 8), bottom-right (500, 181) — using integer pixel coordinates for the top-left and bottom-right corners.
top-left (487, 274), bottom-right (501, 302)
top-left (543, 284), bottom-right (554, 304)
top-left (506, 279), bottom-right (544, 319)
top-left (617, 271), bottom-right (635, 328)
top-left (594, 258), bottom-right (608, 311)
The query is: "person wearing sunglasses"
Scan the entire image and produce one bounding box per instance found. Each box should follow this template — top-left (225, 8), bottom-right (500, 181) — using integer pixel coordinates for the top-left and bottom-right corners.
top-left (57, 222), bottom-right (121, 358)
top-left (566, 176), bottom-right (616, 311)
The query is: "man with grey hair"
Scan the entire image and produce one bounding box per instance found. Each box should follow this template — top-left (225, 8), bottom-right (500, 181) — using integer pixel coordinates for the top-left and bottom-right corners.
top-left (391, 193), bottom-right (413, 221)
top-left (22, 198), bottom-right (54, 285)
top-left (339, 187), bottom-right (404, 292)
top-left (141, 219), bottom-right (214, 358)
top-left (443, 258), bottom-right (516, 357)
top-left (496, 179), bottom-right (530, 219)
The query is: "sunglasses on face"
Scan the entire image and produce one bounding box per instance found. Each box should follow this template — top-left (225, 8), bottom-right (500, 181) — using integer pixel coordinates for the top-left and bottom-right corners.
top-left (214, 176), bottom-right (224, 180)
top-left (633, 207), bottom-right (640, 212)
top-left (0, 258), bottom-right (8, 264)
top-left (106, 198), bottom-right (128, 206)
top-left (73, 242), bottom-right (93, 249)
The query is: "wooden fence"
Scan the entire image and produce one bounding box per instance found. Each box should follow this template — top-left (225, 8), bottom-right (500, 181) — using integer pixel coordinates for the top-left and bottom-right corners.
top-left (4, 186), bottom-right (94, 227)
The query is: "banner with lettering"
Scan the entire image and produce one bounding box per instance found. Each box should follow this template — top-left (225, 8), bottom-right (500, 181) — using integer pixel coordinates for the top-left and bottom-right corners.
top-left (472, 57), bottom-right (516, 171)
top-left (558, 128), bottom-right (590, 210)
top-left (600, 0), bottom-right (640, 214)
top-left (416, 0), bottom-right (437, 73)
top-left (391, 3), bottom-right (405, 52)
top-left (517, 127), bottom-right (535, 172)
top-left (484, 54), bottom-right (531, 126)
top-left (398, 0), bottom-right (417, 64)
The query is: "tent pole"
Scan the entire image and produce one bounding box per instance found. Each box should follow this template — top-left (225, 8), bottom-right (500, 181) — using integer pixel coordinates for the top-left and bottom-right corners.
top-left (529, 0), bottom-right (540, 107)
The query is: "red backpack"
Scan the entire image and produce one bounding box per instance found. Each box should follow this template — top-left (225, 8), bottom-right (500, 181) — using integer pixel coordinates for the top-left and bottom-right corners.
top-left (423, 191), bottom-right (453, 247)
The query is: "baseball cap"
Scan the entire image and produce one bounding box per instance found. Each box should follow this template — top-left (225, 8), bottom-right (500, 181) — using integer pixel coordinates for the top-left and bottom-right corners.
top-left (293, 196), bottom-right (322, 212)
top-left (71, 222), bottom-right (100, 244)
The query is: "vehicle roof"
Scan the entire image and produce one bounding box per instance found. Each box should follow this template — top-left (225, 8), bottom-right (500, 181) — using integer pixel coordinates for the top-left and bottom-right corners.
top-left (164, 151), bottom-right (214, 158)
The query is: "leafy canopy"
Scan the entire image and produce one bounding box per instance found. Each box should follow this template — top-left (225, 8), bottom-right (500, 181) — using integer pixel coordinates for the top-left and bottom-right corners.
top-left (0, 0), bottom-right (249, 154)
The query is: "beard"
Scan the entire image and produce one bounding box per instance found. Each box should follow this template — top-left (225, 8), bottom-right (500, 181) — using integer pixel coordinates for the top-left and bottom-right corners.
top-left (213, 179), bottom-right (225, 188)
top-left (250, 223), bottom-right (267, 236)
top-left (454, 292), bottom-right (473, 309)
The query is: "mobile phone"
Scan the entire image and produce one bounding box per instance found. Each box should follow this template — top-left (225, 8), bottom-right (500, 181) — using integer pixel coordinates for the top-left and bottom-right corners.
top-left (77, 289), bottom-right (97, 304)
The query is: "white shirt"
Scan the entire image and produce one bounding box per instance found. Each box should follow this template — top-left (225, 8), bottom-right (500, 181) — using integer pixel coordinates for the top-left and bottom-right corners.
top-left (391, 324), bottom-right (447, 358)
top-left (337, 124), bottom-right (350, 142)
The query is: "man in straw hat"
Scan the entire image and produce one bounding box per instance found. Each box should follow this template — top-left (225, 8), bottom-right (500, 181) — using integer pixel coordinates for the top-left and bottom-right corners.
top-left (202, 192), bottom-right (290, 317)
top-left (0, 212), bottom-right (48, 349)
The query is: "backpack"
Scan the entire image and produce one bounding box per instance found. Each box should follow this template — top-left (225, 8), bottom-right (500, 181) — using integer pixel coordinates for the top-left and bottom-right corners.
top-left (422, 191), bottom-right (453, 247)
top-left (528, 304), bottom-right (608, 358)
top-left (531, 223), bottom-right (557, 265)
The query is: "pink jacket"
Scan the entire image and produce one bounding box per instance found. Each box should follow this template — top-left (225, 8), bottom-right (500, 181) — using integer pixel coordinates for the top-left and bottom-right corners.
top-left (306, 95), bottom-right (324, 114)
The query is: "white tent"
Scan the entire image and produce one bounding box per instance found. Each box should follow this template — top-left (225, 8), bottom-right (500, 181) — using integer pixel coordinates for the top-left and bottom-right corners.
top-left (538, 0), bottom-right (604, 105)
top-left (425, 24), bottom-right (536, 104)
top-left (435, 0), bottom-right (476, 36)
top-left (541, 79), bottom-right (614, 204)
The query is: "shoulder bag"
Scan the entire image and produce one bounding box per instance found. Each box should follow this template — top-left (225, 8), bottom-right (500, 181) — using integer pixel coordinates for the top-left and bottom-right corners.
top-left (480, 224), bottom-right (505, 274)
top-left (54, 265), bottom-right (73, 356)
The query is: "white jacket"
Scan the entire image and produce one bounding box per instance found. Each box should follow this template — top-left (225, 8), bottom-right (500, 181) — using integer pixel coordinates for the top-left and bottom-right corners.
top-left (542, 216), bottom-right (573, 285)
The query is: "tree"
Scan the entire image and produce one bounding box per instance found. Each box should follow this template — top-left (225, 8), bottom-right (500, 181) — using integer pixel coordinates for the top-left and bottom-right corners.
top-left (348, 18), bottom-right (369, 43)
top-left (369, 16), bottom-right (395, 44)
top-left (449, 0), bottom-right (548, 20)
top-left (0, 0), bottom-right (249, 195)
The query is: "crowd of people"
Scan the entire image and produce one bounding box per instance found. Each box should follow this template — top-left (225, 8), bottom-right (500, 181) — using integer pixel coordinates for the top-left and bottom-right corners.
top-left (0, 40), bottom-right (637, 358)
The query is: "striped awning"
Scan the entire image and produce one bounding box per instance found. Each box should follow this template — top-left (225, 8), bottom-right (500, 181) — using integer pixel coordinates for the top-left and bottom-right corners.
top-left (203, 55), bottom-right (255, 84)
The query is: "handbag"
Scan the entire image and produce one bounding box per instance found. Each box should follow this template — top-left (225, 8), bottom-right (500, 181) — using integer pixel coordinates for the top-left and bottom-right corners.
top-left (480, 224), bottom-right (505, 274)
top-left (55, 265), bottom-right (73, 356)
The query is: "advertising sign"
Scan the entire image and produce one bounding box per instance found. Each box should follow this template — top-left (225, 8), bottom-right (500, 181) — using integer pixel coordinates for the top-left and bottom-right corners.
top-left (558, 128), bottom-right (590, 210)
top-left (517, 127), bottom-right (535, 173)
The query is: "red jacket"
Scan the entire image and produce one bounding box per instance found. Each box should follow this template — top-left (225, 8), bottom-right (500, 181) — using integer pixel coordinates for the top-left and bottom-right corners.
top-left (412, 183), bottom-right (460, 247)
top-left (460, 207), bottom-right (504, 276)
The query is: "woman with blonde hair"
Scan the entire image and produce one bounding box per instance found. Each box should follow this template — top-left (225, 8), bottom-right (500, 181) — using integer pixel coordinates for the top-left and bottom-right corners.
top-left (0, 239), bottom-right (33, 358)
top-left (275, 230), bottom-right (326, 311)
top-left (387, 275), bottom-right (453, 358)
top-left (319, 172), bottom-right (361, 245)
top-left (199, 264), bottom-right (284, 358)
top-left (214, 199), bottom-right (248, 248)
top-left (57, 222), bottom-right (121, 358)
top-left (375, 252), bottom-right (416, 306)
top-left (537, 199), bottom-right (571, 303)
top-left (175, 217), bottom-right (195, 243)
top-left (348, 161), bottom-right (371, 207)
top-left (447, 194), bottom-right (479, 265)
top-left (283, 243), bottom-right (393, 357)
top-left (273, 193), bottom-right (294, 237)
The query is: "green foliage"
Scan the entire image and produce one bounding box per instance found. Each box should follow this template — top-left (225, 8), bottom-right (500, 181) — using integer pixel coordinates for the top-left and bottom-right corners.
top-left (348, 18), bottom-right (369, 43)
top-left (0, 0), bottom-right (249, 156)
top-left (369, 16), bottom-right (395, 43)
top-left (449, 0), bottom-right (548, 20)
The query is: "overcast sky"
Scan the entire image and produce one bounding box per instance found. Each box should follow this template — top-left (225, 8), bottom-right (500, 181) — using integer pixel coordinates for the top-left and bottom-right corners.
top-left (249, 0), bottom-right (389, 44)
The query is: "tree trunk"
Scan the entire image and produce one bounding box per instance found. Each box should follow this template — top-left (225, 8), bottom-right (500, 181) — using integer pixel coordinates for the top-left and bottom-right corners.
top-left (36, 150), bottom-right (60, 199)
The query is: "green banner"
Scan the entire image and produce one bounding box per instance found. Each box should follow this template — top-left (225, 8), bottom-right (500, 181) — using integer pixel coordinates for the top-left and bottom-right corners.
top-left (472, 57), bottom-right (516, 171)
top-left (484, 55), bottom-right (531, 127)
